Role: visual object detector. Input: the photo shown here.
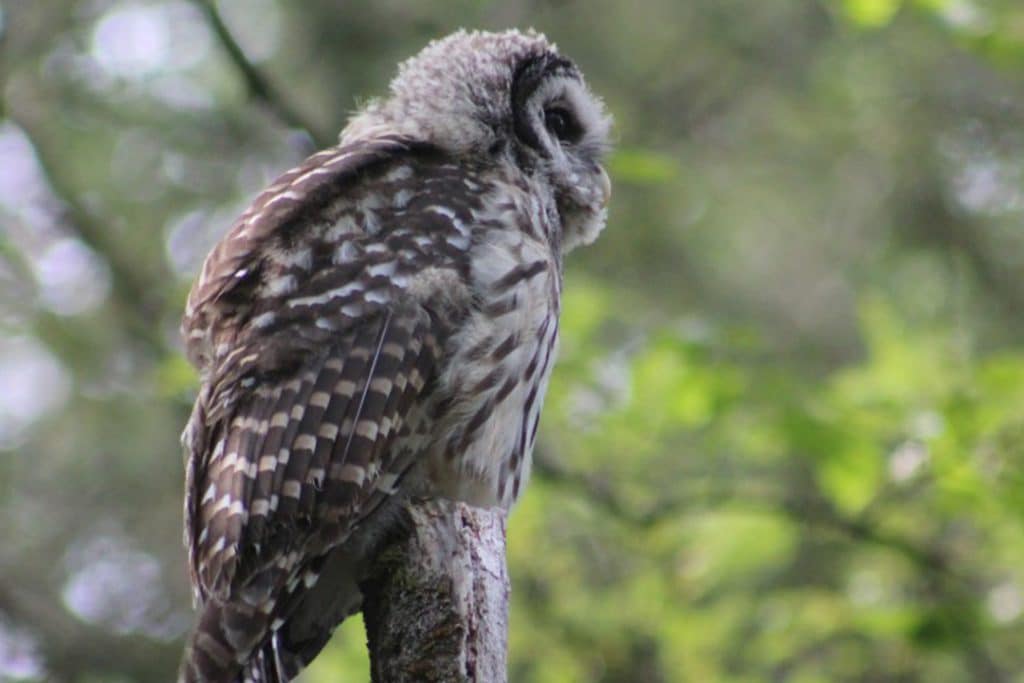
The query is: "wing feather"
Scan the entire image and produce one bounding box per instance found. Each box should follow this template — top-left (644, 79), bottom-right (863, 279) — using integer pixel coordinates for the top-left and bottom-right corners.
top-left (181, 133), bottom-right (482, 679)
top-left (183, 136), bottom-right (430, 364)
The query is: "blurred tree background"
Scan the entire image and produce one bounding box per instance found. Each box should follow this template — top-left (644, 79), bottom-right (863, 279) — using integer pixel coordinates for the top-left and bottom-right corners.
top-left (2, 0), bottom-right (1024, 680)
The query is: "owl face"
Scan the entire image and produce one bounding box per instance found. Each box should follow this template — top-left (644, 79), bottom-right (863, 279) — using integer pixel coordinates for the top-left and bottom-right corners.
top-left (342, 29), bottom-right (612, 253)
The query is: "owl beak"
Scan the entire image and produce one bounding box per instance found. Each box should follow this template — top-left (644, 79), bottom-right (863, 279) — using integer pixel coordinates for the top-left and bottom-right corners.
top-left (598, 166), bottom-right (612, 207)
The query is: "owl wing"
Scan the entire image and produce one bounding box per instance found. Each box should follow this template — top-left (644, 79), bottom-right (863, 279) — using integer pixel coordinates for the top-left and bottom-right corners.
top-left (179, 136), bottom-right (483, 679)
top-left (182, 134), bottom-right (431, 369)
top-left (180, 135), bottom-right (481, 678)
top-left (185, 306), bottom-right (440, 591)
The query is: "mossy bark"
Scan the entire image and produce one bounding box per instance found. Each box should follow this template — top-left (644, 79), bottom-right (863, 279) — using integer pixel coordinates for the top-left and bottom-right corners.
top-left (361, 500), bottom-right (509, 683)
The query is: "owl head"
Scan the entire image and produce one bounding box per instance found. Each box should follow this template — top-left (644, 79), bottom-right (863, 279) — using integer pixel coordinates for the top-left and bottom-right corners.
top-left (342, 29), bottom-right (612, 253)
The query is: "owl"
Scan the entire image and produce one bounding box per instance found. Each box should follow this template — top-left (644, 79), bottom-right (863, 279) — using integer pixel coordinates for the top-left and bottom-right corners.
top-left (179, 29), bottom-right (611, 682)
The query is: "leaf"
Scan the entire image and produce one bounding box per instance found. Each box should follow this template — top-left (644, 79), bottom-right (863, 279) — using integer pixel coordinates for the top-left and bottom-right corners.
top-left (153, 353), bottom-right (198, 397)
top-left (816, 435), bottom-right (884, 515)
top-left (842, 0), bottom-right (903, 27)
top-left (606, 148), bottom-right (680, 185)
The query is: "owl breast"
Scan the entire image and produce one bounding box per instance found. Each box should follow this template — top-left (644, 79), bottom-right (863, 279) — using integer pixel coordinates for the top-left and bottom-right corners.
top-left (426, 198), bottom-right (561, 510)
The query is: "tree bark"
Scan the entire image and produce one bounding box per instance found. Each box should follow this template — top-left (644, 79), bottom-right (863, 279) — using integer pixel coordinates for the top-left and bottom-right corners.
top-left (361, 499), bottom-right (509, 683)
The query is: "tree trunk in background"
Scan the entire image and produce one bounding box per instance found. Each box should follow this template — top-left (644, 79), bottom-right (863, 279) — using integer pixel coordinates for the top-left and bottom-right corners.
top-left (361, 500), bottom-right (510, 683)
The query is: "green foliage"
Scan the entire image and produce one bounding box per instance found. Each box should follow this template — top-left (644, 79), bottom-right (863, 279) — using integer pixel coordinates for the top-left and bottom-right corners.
top-left (607, 149), bottom-right (682, 186)
top-left (506, 288), bottom-right (1024, 681)
top-left (841, 0), bottom-right (903, 27)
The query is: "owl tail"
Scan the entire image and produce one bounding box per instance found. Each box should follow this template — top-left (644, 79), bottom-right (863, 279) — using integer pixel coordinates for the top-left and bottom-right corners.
top-left (179, 598), bottom-right (274, 683)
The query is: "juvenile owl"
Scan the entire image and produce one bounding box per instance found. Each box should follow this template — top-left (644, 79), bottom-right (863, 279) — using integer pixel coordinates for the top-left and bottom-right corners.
top-left (180, 28), bottom-right (611, 682)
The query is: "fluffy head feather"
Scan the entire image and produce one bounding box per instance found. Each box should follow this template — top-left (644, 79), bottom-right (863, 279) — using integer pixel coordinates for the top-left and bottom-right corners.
top-left (343, 29), bottom-right (612, 252)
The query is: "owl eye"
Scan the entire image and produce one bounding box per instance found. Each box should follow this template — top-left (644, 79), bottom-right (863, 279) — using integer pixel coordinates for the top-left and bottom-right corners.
top-left (543, 106), bottom-right (582, 144)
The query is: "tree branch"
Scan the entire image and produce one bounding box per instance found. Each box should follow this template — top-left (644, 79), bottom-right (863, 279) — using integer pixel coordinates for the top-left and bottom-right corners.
top-left (5, 110), bottom-right (171, 354)
top-left (361, 499), bottom-right (510, 683)
top-left (190, 0), bottom-right (332, 148)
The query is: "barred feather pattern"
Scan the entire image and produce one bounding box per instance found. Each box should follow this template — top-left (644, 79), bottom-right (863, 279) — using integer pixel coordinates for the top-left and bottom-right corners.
top-left (179, 26), bottom-right (613, 682)
top-left (179, 136), bottom-right (563, 682)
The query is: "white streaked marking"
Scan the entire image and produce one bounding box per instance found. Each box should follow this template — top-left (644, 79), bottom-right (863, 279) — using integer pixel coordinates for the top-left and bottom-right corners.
top-left (393, 189), bottom-right (413, 208)
top-left (363, 211), bottom-right (381, 234)
top-left (287, 281), bottom-right (363, 308)
top-left (323, 151), bottom-right (357, 168)
top-left (369, 377), bottom-right (393, 394)
top-left (275, 246), bottom-right (312, 270)
top-left (445, 233), bottom-right (471, 250)
top-left (291, 161), bottom-right (342, 185)
top-left (376, 471), bottom-right (399, 493)
top-left (227, 499), bottom-right (247, 518)
top-left (381, 342), bottom-right (404, 358)
top-left (338, 464), bottom-right (366, 486)
top-left (355, 420), bottom-right (379, 441)
top-left (341, 302), bottom-right (364, 316)
top-left (334, 241), bottom-right (360, 264)
top-left (364, 289), bottom-right (389, 304)
top-left (221, 450), bottom-right (239, 471)
top-left (325, 215), bottom-right (358, 243)
top-left (427, 205), bottom-right (456, 219)
top-left (201, 483), bottom-right (216, 504)
top-left (262, 189), bottom-right (304, 208)
top-left (367, 260), bottom-right (397, 278)
top-left (265, 274), bottom-right (296, 296)
top-left (385, 165), bottom-right (413, 181)
top-left (282, 481), bottom-right (301, 499)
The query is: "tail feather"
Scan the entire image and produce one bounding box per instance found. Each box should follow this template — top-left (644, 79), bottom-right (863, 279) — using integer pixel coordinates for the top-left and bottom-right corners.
top-left (180, 599), bottom-right (271, 683)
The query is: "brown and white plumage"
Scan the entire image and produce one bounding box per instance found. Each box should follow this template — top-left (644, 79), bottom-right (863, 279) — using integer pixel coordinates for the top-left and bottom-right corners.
top-left (179, 29), bottom-right (611, 682)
